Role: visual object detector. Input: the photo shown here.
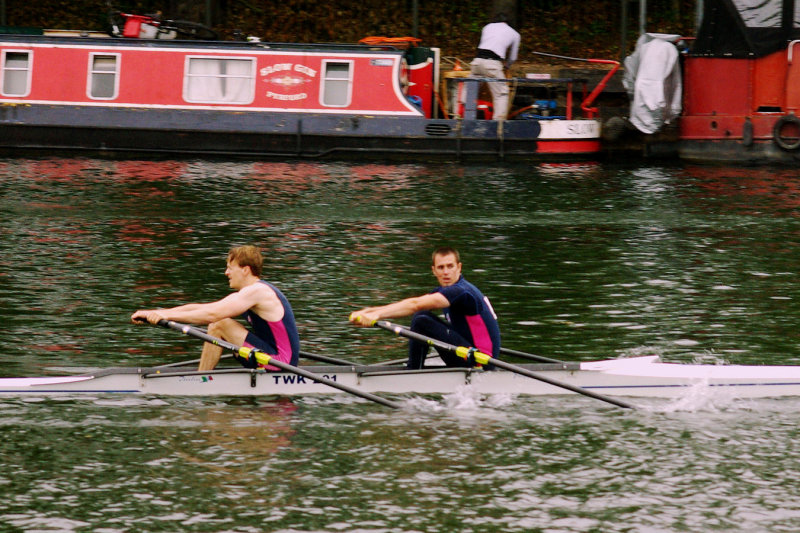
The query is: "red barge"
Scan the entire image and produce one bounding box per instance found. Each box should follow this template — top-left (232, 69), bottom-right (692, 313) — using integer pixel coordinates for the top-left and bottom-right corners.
top-left (0, 19), bottom-right (614, 161)
top-left (680, 0), bottom-right (800, 163)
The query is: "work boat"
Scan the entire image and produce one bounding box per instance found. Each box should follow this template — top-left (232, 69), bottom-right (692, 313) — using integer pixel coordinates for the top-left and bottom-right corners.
top-left (680, 0), bottom-right (800, 163)
top-left (3, 356), bottom-right (800, 399)
top-left (622, 0), bottom-right (800, 163)
top-left (0, 17), bottom-right (615, 161)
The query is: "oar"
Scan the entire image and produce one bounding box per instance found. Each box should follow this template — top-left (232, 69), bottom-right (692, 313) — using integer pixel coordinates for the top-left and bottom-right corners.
top-left (367, 319), bottom-right (635, 410)
top-left (152, 319), bottom-right (402, 409)
top-left (299, 350), bottom-right (357, 366)
top-left (500, 347), bottom-right (564, 364)
top-left (156, 354), bottom-right (234, 368)
top-left (156, 350), bottom-right (355, 368)
top-left (386, 323), bottom-right (565, 365)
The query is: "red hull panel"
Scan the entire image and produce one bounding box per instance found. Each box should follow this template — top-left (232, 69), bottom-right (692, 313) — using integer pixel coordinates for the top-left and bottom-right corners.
top-left (7, 41), bottom-right (419, 115)
top-left (679, 50), bottom-right (800, 162)
top-left (536, 140), bottom-right (601, 154)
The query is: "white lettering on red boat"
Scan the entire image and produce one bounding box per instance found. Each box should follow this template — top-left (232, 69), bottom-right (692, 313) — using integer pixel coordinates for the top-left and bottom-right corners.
top-left (266, 91), bottom-right (308, 101)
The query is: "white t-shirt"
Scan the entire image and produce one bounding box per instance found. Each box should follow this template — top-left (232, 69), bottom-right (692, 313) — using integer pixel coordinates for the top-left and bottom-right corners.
top-left (476, 22), bottom-right (520, 61)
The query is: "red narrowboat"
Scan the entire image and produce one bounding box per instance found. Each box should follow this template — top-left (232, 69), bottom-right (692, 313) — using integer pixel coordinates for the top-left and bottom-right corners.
top-left (0, 17), bottom-right (612, 161)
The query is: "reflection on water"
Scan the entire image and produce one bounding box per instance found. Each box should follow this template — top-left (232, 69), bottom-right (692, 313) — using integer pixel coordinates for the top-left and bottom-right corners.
top-left (1, 157), bottom-right (800, 531)
top-left (2, 394), bottom-right (800, 532)
top-left (1, 157), bottom-right (799, 364)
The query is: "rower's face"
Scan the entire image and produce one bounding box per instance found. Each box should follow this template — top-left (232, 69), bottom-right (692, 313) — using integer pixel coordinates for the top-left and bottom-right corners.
top-left (225, 260), bottom-right (248, 289)
top-left (432, 253), bottom-right (461, 287)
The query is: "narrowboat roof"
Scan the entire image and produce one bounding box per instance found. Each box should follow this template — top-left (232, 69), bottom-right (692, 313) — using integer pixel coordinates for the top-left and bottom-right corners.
top-left (0, 31), bottom-right (409, 54)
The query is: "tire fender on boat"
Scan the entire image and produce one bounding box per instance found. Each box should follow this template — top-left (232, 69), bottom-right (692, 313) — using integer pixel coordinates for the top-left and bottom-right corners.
top-left (772, 114), bottom-right (800, 150)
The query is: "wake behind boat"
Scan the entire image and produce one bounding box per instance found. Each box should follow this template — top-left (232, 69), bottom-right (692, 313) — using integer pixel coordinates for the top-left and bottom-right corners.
top-left (3, 355), bottom-right (800, 399)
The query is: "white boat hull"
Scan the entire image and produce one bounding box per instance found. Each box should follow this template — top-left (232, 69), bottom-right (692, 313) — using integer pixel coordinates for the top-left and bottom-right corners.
top-left (3, 356), bottom-right (800, 399)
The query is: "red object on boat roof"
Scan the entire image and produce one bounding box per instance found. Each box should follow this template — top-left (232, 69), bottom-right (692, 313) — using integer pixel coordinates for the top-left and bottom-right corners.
top-left (358, 36), bottom-right (421, 49)
top-left (122, 14), bottom-right (152, 38)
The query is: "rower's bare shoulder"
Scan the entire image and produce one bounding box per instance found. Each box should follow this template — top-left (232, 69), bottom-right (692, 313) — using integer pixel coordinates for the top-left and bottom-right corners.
top-left (243, 281), bottom-right (279, 302)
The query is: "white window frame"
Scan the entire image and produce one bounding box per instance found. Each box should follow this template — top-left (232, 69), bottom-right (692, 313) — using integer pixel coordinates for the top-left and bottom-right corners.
top-left (1, 49), bottom-right (32, 97)
top-left (87, 53), bottom-right (120, 100)
top-left (320, 60), bottom-right (353, 107)
top-left (183, 56), bottom-right (256, 105)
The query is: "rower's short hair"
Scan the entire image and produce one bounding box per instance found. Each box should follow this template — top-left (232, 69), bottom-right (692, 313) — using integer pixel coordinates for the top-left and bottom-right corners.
top-left (431, 246), bottom-right (461, 265)
top-left (228, 245), bottom-right (263, 277)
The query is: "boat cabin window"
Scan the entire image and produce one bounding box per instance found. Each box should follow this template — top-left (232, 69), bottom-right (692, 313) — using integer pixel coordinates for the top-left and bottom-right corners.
top-left (184, 57), bottom-right (255, 104)
top-left (1, 50), bottom-right (31, 97)
top-left (321, 61), bottom-right (352, 107)
top-left (89, 54), bottom-right (119, 100)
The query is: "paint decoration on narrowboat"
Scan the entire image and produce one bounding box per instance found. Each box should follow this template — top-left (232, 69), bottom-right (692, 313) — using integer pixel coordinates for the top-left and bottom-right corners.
top-left (0, 18), bottom-right (615, 161)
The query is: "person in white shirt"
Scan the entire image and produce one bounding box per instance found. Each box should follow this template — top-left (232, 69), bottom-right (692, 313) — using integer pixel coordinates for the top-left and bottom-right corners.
top-left (469, 13), bottom-right (521, 120)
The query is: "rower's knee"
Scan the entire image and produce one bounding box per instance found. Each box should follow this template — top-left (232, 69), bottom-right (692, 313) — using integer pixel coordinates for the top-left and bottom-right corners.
top-left (207, 319), bottom-right (234, 338)
top-left (208, 318), bottom-right (247, 345)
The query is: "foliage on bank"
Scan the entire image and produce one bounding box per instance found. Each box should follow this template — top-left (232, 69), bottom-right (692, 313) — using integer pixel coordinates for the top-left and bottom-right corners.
top-left (5, 0), bottom-right (698, 60)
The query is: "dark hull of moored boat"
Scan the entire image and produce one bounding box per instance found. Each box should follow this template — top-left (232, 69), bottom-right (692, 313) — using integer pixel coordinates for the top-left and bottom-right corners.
top-left (0, 104), bottom-right (601, 161)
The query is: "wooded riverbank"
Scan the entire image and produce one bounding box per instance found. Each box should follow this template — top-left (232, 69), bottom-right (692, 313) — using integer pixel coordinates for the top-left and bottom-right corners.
top-left (3, 0), bottom-right (697, 60)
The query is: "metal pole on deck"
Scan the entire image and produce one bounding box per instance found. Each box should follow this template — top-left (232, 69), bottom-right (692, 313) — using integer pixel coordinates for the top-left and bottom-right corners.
top-left (639, 0), bottom-right (647, 35)
top-left (620, 0), bottom-right (628, 63)
top-left (696, 0), bottom-right (704, 31)
top-left (412, 0), bottom-right (419, 37)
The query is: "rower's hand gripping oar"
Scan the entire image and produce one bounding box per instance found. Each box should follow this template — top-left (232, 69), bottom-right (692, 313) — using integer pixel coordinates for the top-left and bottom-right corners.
top-left (147, 319), bottom-right (402, 409)
top-left (353, 315), bottom-right (635, 410)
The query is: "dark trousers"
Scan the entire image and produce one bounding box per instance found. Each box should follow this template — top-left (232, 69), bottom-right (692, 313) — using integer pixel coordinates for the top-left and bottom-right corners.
top-left (407, 311), bottom-right (473, 369)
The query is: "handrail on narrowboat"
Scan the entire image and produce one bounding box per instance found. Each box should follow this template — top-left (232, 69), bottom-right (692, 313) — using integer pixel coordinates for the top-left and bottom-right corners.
top-left (452, 76), bottom-right (592, 121)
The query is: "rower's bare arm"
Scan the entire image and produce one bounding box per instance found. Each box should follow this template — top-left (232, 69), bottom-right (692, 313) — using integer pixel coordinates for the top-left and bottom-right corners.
top-left (350, 293), bottom-right (449, 326)
top-left (132, 285), bottom-right (265, 325)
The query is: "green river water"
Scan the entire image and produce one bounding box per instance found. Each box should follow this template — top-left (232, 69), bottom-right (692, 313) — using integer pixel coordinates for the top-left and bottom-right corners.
top-left (1, 158), bottom-right (800, 532)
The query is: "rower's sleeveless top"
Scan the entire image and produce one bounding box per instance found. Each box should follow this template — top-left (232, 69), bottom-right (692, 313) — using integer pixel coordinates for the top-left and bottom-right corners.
top-left (436, 276), bottom-right (501, 358)
top-left (242, 280), bottom-right (300, 369)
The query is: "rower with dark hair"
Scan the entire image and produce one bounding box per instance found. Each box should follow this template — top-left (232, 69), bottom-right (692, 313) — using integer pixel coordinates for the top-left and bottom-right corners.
top-left (132, 245), bottom-right (300, 371)
top-left (350, 247), bottom-right (501, 369)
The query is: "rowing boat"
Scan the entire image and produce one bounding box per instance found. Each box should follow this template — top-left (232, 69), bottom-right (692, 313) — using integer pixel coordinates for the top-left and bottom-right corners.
top-left (2, 356), bottom-right (800, 399)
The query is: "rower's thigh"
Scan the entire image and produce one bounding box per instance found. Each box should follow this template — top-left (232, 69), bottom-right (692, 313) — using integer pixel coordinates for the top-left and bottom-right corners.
top-left (208, 318), bottom-right (249, 345)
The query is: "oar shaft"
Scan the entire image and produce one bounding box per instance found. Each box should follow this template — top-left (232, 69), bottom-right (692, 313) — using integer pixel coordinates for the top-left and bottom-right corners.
top-left (488, 358), bottom-right (634, 409)
top-left (156, 354), bottom-right (234, 368)
top-left (299, 350), bottom-right (356, 366)
top-left (157, 320), bottom-right (401, 409)
top-left (374, 320), bottom-right (492, 365)
top-left (392, 322), bottom-right (563, 364)
top-left (373, 320), bottom-right (634, 410)
top-left (499, 347), bottom-right (563, 364)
